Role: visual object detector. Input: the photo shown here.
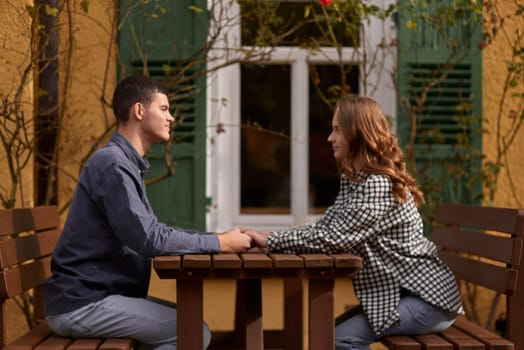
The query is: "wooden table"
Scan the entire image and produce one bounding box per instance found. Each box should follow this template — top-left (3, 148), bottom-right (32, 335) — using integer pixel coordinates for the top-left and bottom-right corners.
top-left (153, 251), bottom-right (362, 350)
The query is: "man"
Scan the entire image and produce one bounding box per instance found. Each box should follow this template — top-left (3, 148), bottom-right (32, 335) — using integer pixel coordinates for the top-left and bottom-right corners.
top-left (44, 75), bottom-right (252, 349)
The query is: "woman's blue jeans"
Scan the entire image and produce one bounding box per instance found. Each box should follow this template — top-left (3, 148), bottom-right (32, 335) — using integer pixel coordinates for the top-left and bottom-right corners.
top-left (46, 295), bottom-right (211, 350)
top-left (335, 294), bottom-right (457, 350)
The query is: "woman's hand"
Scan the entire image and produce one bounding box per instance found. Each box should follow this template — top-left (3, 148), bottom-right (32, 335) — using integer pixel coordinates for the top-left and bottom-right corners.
top-left (242, 229), bottom-right (272, 248)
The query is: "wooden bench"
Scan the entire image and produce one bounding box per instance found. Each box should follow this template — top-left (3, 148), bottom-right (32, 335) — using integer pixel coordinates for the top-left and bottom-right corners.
top-left (381, 204), bottom-right (524, 350)
top-left (0, 206), bottom-right (134, 350)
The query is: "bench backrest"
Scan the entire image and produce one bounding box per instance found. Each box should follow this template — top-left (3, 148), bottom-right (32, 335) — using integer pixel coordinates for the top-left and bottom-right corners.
top-left (0, 206), bottom-right (61, 346)
top-left (432, 204), bottom-right (524, 348)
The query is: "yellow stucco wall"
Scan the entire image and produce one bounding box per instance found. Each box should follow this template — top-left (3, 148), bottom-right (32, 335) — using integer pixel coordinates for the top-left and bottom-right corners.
top-left (0, 1), bottom-right (36, 342)
top-left (482, 1), bottom-right (524, 208)
top-left (0, 0), bottom-right (34, 210)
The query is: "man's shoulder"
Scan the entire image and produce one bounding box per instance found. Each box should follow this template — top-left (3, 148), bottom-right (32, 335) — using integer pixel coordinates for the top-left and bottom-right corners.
top-left (85, 141), bottom-right (127, 170)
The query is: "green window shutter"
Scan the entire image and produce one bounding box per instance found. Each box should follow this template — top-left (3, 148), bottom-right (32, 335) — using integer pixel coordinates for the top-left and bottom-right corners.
top-left (397, 0), bottom-right (482, 208)
top-left (118, 0), bottom-right (208, 230)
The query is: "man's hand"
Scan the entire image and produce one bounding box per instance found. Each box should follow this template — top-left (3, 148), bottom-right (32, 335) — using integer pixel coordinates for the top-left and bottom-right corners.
top-left (242, 229), bottom-right (272, 248)
top-left (217, 228), bottom-right (252, 253)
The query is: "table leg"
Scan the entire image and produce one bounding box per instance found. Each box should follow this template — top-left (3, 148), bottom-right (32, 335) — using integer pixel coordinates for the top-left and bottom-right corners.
top-left (308, 278), bottom-right (335, 350)
top-left (177, 279), bottom-right (203, 350)
top-left (234, 279), bottom-right (263, 350)
top-left (284, 277), bottom-right (303, 350)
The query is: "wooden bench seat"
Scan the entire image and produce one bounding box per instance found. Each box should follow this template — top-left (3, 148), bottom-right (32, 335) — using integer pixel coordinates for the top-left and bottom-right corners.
top-left (0, 206), bottom-right (135, 350)
top-left (381, 204), bottom-right (524, 350)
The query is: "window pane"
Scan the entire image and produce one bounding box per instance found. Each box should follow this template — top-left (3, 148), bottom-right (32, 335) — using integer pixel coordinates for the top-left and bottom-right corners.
top-left (241, 64), bottom-right (291, 214)
top-left (308, 64), bottom-right (359, 214)
top-left (240, 1), bottom-right (359, 47)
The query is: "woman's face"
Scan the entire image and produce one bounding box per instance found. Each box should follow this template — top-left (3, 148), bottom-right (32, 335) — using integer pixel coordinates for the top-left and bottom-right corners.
top-left (327, 109), bottom-right (348, 161)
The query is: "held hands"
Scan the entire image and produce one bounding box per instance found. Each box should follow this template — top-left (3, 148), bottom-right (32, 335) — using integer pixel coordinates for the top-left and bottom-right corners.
top-left (216, 228), bottom-right (252, 253)
top-left (216, 228), bottom-right (273, 253)
top-left (242, 229), bottom-right (272, 249)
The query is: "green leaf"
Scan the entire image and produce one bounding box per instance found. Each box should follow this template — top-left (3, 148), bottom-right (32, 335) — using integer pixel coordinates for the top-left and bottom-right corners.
top-left (44, 4), bottom-right (58, 17)
top-left (80, 0), bottom-right (89, 13)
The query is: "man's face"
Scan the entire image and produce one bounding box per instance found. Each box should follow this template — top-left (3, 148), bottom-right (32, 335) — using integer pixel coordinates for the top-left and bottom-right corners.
top-left (141, 92), bottom-right (174, 144)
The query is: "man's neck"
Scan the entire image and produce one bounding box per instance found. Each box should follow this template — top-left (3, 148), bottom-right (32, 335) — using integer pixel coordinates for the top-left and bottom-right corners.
top-left (117, 127), bottom-right (148, 157)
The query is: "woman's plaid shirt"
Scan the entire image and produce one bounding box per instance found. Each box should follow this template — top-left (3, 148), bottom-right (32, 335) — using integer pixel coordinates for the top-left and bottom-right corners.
top-left (267, 172), bottom-right (463, 335)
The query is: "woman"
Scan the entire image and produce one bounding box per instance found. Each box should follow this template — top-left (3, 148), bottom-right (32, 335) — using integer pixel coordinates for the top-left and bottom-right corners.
top-left (245, 96), bottom-right (463, 349)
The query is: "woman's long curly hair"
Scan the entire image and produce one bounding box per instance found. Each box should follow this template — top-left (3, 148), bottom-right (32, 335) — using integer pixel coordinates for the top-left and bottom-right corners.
top-left (335, 95), bottom-right (425, 207)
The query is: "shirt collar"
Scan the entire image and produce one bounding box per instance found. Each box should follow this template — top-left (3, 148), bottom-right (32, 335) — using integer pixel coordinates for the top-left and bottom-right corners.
top-left (110, 132), bottom-right (150, 173)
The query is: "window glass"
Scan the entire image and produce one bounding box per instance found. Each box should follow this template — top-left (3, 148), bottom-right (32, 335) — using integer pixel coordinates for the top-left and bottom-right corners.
top-left (241, 64), bottom-right (291, 214)
top-left (308, 64), bottom-right (359, 213)
top-left (240, 1), bottom-right (359, 47)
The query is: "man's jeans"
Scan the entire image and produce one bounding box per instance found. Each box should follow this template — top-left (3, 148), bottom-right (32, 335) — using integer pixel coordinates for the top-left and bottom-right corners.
top-left (46, 295), bottom-right (211, 350)
top-left (335, 294), bottom-right (458, 350)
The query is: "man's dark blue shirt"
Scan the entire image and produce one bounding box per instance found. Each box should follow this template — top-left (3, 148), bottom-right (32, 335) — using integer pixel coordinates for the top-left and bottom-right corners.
top-left (44, 132), bottom-right (220, 316)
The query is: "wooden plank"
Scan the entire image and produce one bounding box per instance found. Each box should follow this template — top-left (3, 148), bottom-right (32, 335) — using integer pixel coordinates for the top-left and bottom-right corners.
top-left (34, 335), bottom-right (72, 350)
top-left (330, 254), bottom-right (363, 268)
top-left (381, 336), bottom-right (421, 350)
top-left (0, 229), bottom-right (60, 268)
top-left (212, 253), bottom-right (242, 269)
top-left (0, 256), bottom-right (52, 298)
top-left (182, 254), bottom-right (211, 269)
top-left (432, 227), bottom-right (517, 264)
top-left (3, 322), bottom-right (53, 350)
top-left (0, 207), bottom-right (59, 237)
top-left (269, 254), bottom-right (304, 269)
top-left (240, 253), bottom-right (273, 269)
top-left (434, 204), bottom-right (520, 234)
top-left (414, 334), bottom-right (453, 349)
top-left (439, 327), bottom-right (485, 349)
top-left (152, 256), bottom-right (181, 270)
top-left (98, 339), bottom-right (134, 350)
top-left (452, 317), bottom-right (514, 349)
top-left (439, 251), bottom-right (518, 294)
top-left (66, 339), bottom-right (103, 350)
top-left (300, 254), bottom-right (333, 268)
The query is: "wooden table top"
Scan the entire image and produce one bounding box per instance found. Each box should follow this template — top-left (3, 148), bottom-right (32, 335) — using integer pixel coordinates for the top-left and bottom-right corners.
top-left (153, 251), bottom-right (362, 279)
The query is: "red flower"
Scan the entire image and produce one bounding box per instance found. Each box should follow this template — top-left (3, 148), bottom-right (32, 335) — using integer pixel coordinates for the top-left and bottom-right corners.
top-left (319, 0), bottom-right (333, 6)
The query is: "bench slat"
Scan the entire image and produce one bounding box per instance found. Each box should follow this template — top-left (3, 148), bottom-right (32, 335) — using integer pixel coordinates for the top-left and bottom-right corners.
top-left (0, 207), bottom-right (59, 237)
top-left (381, 336), bottom-right (421, 349)
top-left (432, 227), bottom-right (517, 264)
top-left (414, 334), bottom-right (453, 349)
top-left (3, 322), bottom-right (53, 350)
top-left (66, 338), bottom-right (103, 350)
top-left (0, 229), bottom-right (60, 268)
top-left (34, 335), bottom-right (72, 350)
top-left (452, 316), bottom-right (514, 349)
top-left (439, 250), bottom-right (518, 294)
top-left (440, 327), bottom-right (485, 349)
top-left (434, 204), bottom-right (522, 234)
top-left (0, 256), bottom-right (52, 298)
top-left (98, 339), bottom-right (135, 350)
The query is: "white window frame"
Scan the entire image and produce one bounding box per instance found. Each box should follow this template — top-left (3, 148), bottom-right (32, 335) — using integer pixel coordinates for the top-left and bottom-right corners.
top-left (206, 0), bottom-right (397, 232)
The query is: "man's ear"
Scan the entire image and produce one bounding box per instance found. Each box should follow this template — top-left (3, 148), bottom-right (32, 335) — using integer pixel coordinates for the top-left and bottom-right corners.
top-left (132, 103), bottom-right (144, 120)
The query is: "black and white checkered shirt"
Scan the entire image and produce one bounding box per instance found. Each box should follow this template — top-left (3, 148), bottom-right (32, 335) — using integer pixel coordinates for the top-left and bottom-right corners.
top-left (267, 172), bottom-right (463, 335)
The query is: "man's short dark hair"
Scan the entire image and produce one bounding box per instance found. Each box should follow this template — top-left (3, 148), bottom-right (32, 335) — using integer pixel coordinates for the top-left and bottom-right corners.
top-left (112, 75), bottom-right (169, 125)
